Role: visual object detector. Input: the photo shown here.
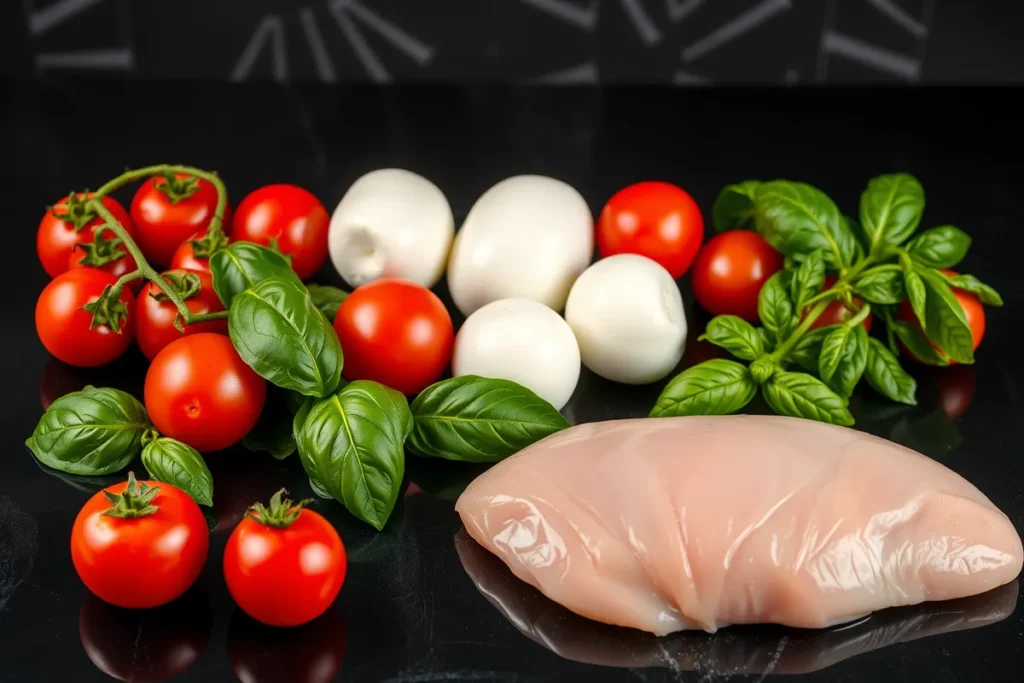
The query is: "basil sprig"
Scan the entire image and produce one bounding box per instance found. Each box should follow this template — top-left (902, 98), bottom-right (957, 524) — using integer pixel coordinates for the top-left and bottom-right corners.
top-left (305, 284), bottom-right (349, 322)
top-left (210, 241), bottom-right (302, 308)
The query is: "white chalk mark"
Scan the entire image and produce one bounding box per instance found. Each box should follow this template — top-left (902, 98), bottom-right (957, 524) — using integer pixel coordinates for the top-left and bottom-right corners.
top-left (28, 0), bottom-right (106, 36)
top-left (230, 15), bottom-right (288, 82)
top-left (667, 0), bottom-right (704, 23)
top-left (517, 0), bottom-right (599, 31)
top-left (339, 0), bottom-right (435, 65)
top-left (822, 31), bottom-right (920, 80)
top-left (620, 0), bottom-right (662, 46)
top-left (533, 61), bottom-right (599, 84)
top-left (672, 70), bottom-right (710, 85)
top-left (816, 0), bottom-right (839, 82)
top-left (35, 48), bottom-right (133, 70)
top-left (682, 0), bottom-right (792, 63)
top-left (866, 0), bottom-right (927, 38)
top-left (300, 7), bottom-right (337, 82)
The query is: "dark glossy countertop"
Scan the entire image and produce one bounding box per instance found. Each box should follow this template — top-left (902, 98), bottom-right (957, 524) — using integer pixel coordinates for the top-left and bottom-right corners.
top-left (1, 81), bottom-right (1023, 682)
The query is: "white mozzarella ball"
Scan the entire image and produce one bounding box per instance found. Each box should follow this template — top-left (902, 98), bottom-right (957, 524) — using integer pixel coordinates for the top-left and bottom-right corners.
top-left (452, 298), bottom-right (581, 410)
top-left (329, 168), bottom-right (454, 288)
top-left (446, 175), bottom-right (593, 316)
top-left (564, 254), bottom-right (687, 385)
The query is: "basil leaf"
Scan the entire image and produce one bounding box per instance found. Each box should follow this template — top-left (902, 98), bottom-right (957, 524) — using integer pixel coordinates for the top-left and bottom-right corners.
top-left (306, 283), bottom-right (349, 321)
top-left (762, 372), bottom-right (854, 426)
top-left (755, 327), bottom-right (775, 353)
top-left (818, 325), bottom-right (852, 385)
top-left (919, 268), bottom-right (975, 364)
top-left (408, 376), bottom-right (569, 463)
top-left (210, 241), bottom-right (302, 308)
top-left (293, 396), bottom-right (313, 446)
top-left (758, 271), bottom-right (795, 342)
top-left (826, 324), bottom-right (868, 398)
top-left (140, 438), bottom-right (214, 507)
top-left (308, 475), bottom-right (333, 499)
top-left (890, 320), bottom-right (950, 366)
top-left (854, 268), bottom-right (905, 304)
top-left (905, 226), bottom-right (971, 269)
top-left (26, 386), bottom-right (150, 475)
top-left (787, 326), bottom-right (833, 372)
top-left (712, 180), bottom-right (759, 232)
top-left (944, 272), bottom-right (1004, 306)
top-left (650, 359), bottom-right (757, 418)
top-left (229, 277), bottom-right (343, 397)
top-left (242, 412), bottom-right (296, 460)
top-left (864, 337), bottom-right (917, 405)
top-left (698, 315), bottom-right (765, 361)
top-left (845, 214), bottom-right (871, 251)
top-left (903, 268), bottom-right (927, 328)
top-left (749, 357), bottom-right (777, 385)
top-left (295, 380), bottom-right (412, 530)
top-left (859, 173), bottom-right (925, 252)
top-left (790, 249), bottom-right (825, 311)
top-left (754, 181), bottom-right (857, 267)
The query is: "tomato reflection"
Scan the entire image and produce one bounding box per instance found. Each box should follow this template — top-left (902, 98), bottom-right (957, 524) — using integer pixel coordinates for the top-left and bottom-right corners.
top-left (933, 364), bottom-right (977, 419)
top-left (228, 606), bottom-right (346, 683)
top-left (207, 454), bottom-right (279, 533)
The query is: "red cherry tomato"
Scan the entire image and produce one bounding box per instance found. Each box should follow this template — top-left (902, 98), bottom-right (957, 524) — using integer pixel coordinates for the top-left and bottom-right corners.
top-left (691, 231), bottom-right (784, 322)
top-left (37, 193), bottom-right (135, 278)
top-left (228, 606), bottom-right (345, 683)
top-left (896, 270), bottom-right (985, 365)
top-left (334, 279), bottom-right (453, 394)
top-left (809, 275), bottom-right (873, 334)
top-left (131, 174), bottom-right (225, 267)
top-left (232, 184), bottom-right (329, 279)
top-left (224, 493), bottom-right (347, 627)
top-left (169, 227), bottom-right (228, 274)
top-left (71, 474), bottom-right (209, 609)
top-left (135, 270), bottom-right (228, 360)
top-left (145, 333), bottom-right (266, 452)
top-left (597, 181), bottom-right (704, 279)
top-left (67, 231), bottom-right (142, 294)
top-left (36, 269), bottom-right (136, 367)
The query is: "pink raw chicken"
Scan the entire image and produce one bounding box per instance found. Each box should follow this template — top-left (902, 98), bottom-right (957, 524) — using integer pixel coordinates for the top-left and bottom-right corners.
top-left (456, 415), bottom-right (1023, 635)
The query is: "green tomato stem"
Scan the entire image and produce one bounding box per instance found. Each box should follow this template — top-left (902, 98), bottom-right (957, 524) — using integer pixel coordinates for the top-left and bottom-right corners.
top-left (844, 302), bottom-right (872, 328)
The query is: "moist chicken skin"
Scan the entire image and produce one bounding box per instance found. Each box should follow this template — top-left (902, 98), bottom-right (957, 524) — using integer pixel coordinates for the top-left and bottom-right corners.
top-left (456, 415), bottom-right (1023, 635)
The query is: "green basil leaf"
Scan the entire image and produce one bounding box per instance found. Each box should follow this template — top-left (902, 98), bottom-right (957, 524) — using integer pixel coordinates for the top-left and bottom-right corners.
top-left (762, 371), bottom-right (854, 426)
top-left (140, 438), bottom-right (214, 507)
top-left (306, 283), bottom-right (349, 321)
top-left (408, 376), bottom-right (569, 463)
top-left (758, 271), bottom-right (795, 342)
top-left (890, 320), bottom-right (950, 366)
top-left (293, 396), bottom-right (313, 448)
top-left (905, 226), bottom-right (971, 269)
top-left (790, 249), bottom-right (826, 311)
top-left (817, 325), bottom-right (852, 385)
top-left (826, 324), bottom-right (868, 398)
top-left (754, 181), bottom-right (857, 267)
top-left (903, 269), bottom-right (927, 328)
top-left (229, 277), bottom-right (343, 397)
top-left (210, 241), bottom-right (303, 308)
top-left (859, 173), bottom-right (925, 252)
top-left (712, 180), bottom-right (759, 232)
top-left (698, 315), bottom-right (765, 361)
top-left (845, 214), bottom-right (871, 251)
top-left (919, 268), bottom-right (975, 364)
top-left (650, 359), bottom-right (757, 418)
top-left (242, 412), bottom-right (296, 460)
top-left (308, 475), bottom-right (333, 499)
top-left (864, 337), bottom-right (917, 405)
top-left (787, 326), bottom-right (834, 372)
top-left (295, 380), bottom-right (412, 530)
top-left (944, 273), bottom-right (1004, 306)
top-left (853, 268), bottom-right (905, 304)
top-left (26, 386), bottom-right (150, 475)
top-left (755, 327), bottom-right (775, 353)
top-left (749, 357), bottom-right (777, 385)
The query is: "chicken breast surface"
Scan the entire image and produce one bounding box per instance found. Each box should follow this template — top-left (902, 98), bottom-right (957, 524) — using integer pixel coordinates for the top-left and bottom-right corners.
top-left (456, 415), bottom-right (1023, 635)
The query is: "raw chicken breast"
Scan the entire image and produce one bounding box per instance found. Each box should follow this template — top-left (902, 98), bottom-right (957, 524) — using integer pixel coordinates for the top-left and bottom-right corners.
top-left (456, 415), bottom-right (1023, 635)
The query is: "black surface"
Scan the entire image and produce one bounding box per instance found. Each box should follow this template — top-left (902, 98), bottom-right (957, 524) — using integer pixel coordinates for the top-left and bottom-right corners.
top-left (1, 81), bottom-right (1023, 682)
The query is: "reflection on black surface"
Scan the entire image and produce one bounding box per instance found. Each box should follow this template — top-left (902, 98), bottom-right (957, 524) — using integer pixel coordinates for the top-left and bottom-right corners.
top-left (79, 588), bottom-right (212, 682)
top-left (38, 354), bottom-right (147, 410)
top-left (931, 364), bottom-right (977, 420)
top-left (227, 606), bottom-right (346, 683)
top-left (31, 454), bottom-right (124, 494)
top-left (206, 452), bottom-right (280, 534)
top-left (405, 455), bottom-right (490, 502)
top-left (455, 530), bottom-right (1018, 675)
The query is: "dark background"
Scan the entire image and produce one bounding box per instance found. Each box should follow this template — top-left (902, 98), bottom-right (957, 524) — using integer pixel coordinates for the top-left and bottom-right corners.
top-left (3, 0), bottom-right (1024, 84)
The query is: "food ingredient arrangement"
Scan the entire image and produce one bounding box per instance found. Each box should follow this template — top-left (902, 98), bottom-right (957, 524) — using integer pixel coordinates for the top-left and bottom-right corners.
top-left (26, 165), bottom-right (1015, 636)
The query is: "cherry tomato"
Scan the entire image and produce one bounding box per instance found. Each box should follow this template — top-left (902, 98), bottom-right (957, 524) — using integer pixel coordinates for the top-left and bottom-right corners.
top-left (67, 230), bottom-right (142, 294)
top-left (334, 279), bottom-right (453, 394)
top-left (145, 333), bottom-right (266, 452)
top-left (71, 474), bottom-right (209, 609)
top-left (136, 270), bottom-right (228, 360)
top-left (228, 607), bottom-right (345, 683)
top-left (224, 492), bottom-right (347, 627)
top-left (809, 275), bottom-right (873, 334)
top-left (38, 193), bottom-right (135, 278)
top-left (36, 269), bottom-right (136, 367)
top-left (896, 270), bottom-right (985, 365)
top-left (597, 181), bottom-right (704, 279)
top-left (169, 227), bottom-right (227, 274)
top-left (131, 173), bottom-right (225, 267)
top-left (691, 231), bottom-right (784, 322)
top-left (232, 184), bottom-right (329, 279)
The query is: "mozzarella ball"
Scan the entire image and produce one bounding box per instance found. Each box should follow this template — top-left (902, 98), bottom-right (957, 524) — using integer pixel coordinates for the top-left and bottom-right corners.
top-left (564, 254), bottom-right (687, 384)
top-left (329, 168), bottom-right (454, 288)
top-left (452, 298), bottom-right (580, 410)
top-left (447, 175), bottom-right (593, 316)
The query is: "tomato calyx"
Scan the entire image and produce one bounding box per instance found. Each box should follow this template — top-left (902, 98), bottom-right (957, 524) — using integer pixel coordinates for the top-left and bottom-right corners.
top-left (246, 488), bottom-right (312, 529)
top-left (51, 191), bottom-right (97, 232)
top-left (155, 172), bottom-right (201, 204)
top-left (187, 229), bottom-right (229, 259)
top-left (102, 472), bottom-right (161, 519)
top-left (73, 228), bottom-right (127, 267)
top-left (81, 285), bottom-right (130, 333)
top-left (150, 271), bottom-right (202, 303)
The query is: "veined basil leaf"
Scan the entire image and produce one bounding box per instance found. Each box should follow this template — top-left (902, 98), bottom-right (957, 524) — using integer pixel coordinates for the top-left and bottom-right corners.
top-left (845, 215), bottom-right (871, 252)
top-left (854, 268), bottom-right (905, 304)
top-left (229, 277), bottom-right (343, 397)
top-left (754, 181), bottom-right (857, 267)
top-left (818, 325), bottom-right (852, 385)
top-left (758, 271), bottom-right (795, 342)
top-left (762, 372), bottom-right (853, 426)
top-left (755, 327), bottom-right (775, 353)
top-left (141, 438), bottom-right (214, 507)
top-left (919, 268), bottom-right (975, 364)
top-left (295, 380), bottom-right (412, 530)
top-left (859, 173), bottom-right (925, 253)
top-left (308, 475), bottom-right (333, 500)
top-left (210, 241), bottom-right (302, 308)
top-left (698, 315), bottom-right (765, 361)
top-left (790, 249), bottom-right (825, 311)
top-left (293, 396), bottom-right (313, 447)
top-left (408, 376), bottom-right (569, 463)
top-left (712, 180), bottom-right (759, 232)
top-left (903, 268), bottom-right (927, 328)
top-left (749, 357), bottom-right (777, 385)
top-left (864, 337), bottom-right (917, 405)
top-left (827, 324), bottom-right (868, 398)
top-left (26, 386), bottom-right (150, 475)
top-left (905, 226), bottom-right (971, 269)
top-left (944, 272), bottom-right (1004, 306)
top-left (650, 359), bottom-right (756, 418)
top-left (890, 320), bottom-right (950, 366)
top-left (306, 283), bottom-right (349, 321)
top-left (787, 326), bottom-right (834, 372)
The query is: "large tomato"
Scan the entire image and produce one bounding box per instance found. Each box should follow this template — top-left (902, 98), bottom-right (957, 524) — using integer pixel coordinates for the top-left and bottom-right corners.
top-left (334, 279), bottom-right (453, 394)
top-left (597, 181), bottom-right (704, 279)
top-left (224, 491), bottom-right (347, 627)
top-left (36, 269), bottom-right (136, 367)
top-left (228, 607), bottom-right (345, 683)
top-left (232, 184), bottom-right (330, 279)
top-left (136, 270), bottom-right (227, 360)
top-left (71, 473), bottom-right (209, 609)
top-left (131, 173), bottom-right (225, 267)
top-left (896, 270), bottom-right (985, 365)
top-left (145, 333), bottom-right (266, 452)
top-left (37, 193), bottom-right (134, 278)
top-left (691, 230), bottom-right (784, 322)
top-left (809, 275), bottom-right (873, 333)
